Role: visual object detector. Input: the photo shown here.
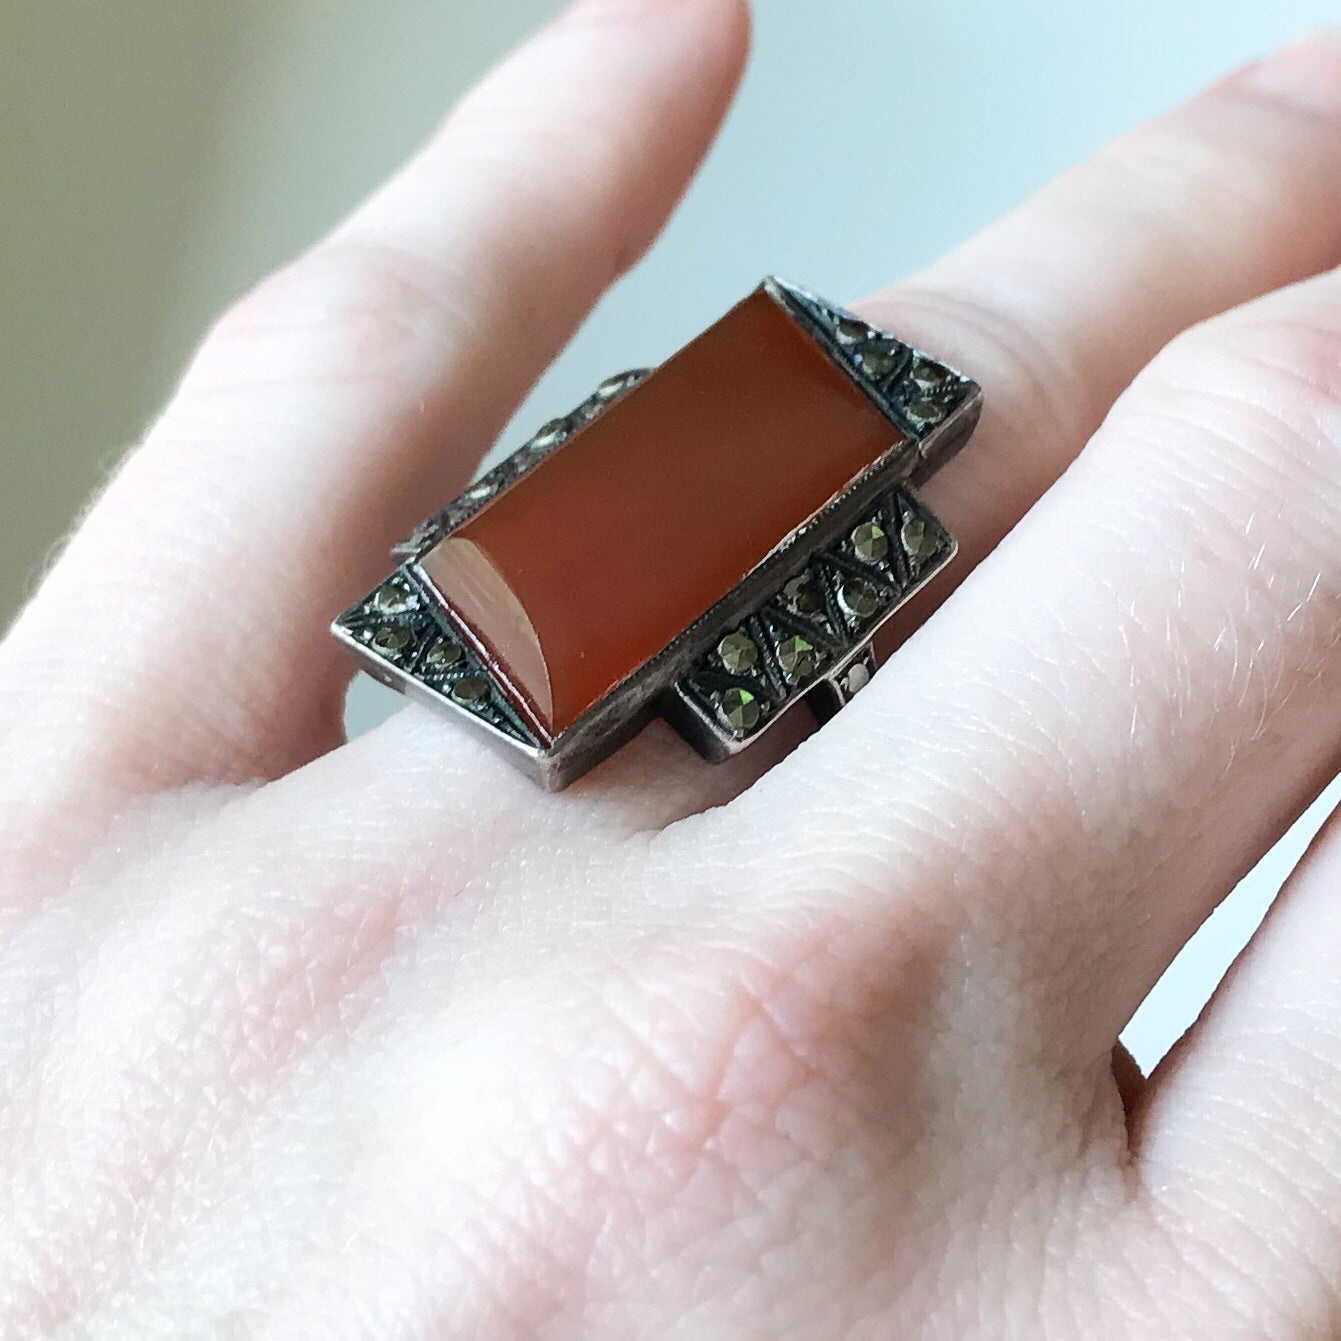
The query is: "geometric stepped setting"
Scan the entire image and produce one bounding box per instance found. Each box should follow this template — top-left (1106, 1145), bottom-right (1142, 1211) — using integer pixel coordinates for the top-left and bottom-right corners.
top-left (672, 484), bottom-right (953, 747)
top-left (334, 277), bottom-right (982, 786)
top-left (337, 365), bottom-right (663, 750)
top-left (333, 565), bottom-right (541, 748)
top-left (769, 277), bottom-right (974, 455)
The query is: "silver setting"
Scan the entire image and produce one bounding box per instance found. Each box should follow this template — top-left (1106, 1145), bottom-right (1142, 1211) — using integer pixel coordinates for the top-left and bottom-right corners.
top-left (333, 277), bottom-right (981, 789)
top-left (391, 368), bottom-right (650, 560)
top-left (335, 566), bottom-right (540, 749)
top-left (666, 485), bottom-right (953, 758)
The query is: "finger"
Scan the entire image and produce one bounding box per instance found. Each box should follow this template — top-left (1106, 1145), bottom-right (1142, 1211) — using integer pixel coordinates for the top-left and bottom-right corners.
top-left (866, 32), bottom-right (1341, 599)
top-left (1129, 805), bottom-right (1341, 1333)
top-left (370, 29), bottom-right (1341, 840)
top-left (727, 245), bottom-right (1341, 1072)
top-left (0, 0), bottom-right (749, 819)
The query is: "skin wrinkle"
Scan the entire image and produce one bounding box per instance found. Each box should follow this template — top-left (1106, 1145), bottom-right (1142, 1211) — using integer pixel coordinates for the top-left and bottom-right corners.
top-left (477, 911), bottom-right (970, 1330)
top-left (877, 281), bottom-right (1090, 451)
top-left (1141, 957), bottom-right (1341, 1332)
top-left (273, 868), bottom-right (863, 1330)
top-left (1090, 111), bottom-right (1333, 273)
top-left (436, 947), bottom-right (843, 1332)
top-left (0, 780), bottom-right (257, 946)
top-left (0, 782), bottom-right (533, 1325)
top-left (1161, 1155), bottom-right (1322, 1336)
top-left (188, 254), bottom-right (486, 406)
top-left (1121, 395), bottom-right (1341, 702)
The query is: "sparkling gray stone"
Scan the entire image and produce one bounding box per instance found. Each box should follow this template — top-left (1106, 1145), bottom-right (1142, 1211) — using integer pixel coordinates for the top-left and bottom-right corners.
top-left (776, 634), bottom-right (818, 684)
top-left (531, 418), bottom-right (569, 449)
top-left (782, 575), bottom-right (823, 616)
top-left (860, 344), bottom-right (899, 378)
top-left (720, 686), bottom-right (762, 732)
top-left (451, 675), bottom-right (491, 706)
top-left (371, 624), bottom-right (413, 656)
top-left (718, 631), bottom-right (759, 675)
top-left (423, 640), bottom-right (463, 672)
top-left (841, 580), bottom-right (882, 620)
top-left (911, 360), bottom-right (946, 389)
top-left (842, 662), bottom-right (872, 696)
top-left (372, 583), bottom-right (416, 615)
top-left (901, 516), bottom-right (937, 559)
top-left (851, 521), bottom-right (889, 565)
top-left (906, 398), bottom-right (945, 427)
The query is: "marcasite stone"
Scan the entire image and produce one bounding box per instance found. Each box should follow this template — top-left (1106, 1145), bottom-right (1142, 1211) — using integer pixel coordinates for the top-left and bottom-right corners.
top-left (451, 675), bottom-right (491, 706)
top-left (861, 344), bottom-right (899, 378)
top-left (423, 640), bottom-right (463, 672)
top-left (531, 418), bottom-right (569, 449)
top-left (851, 521), bottom-right (889, 564)
top-left (842, 661), bottom-right (872, 695)
top-left (782, 575), bottom-right (823, 616)
top-left (901, 516), bottom-right (936, 559)
top-left (718, 631), bottom-right (759, 675)
top-left (720, 686), bottom-right (762, 732)
top-left (906, 398), bottom-right (945, 427)
top-left (911, 360), bottom-right (946, 389)
top-left (841, 580), bottom-right (882, 620)
top-left (372, 583), bottom-right (415, 615)
top-left (776, 634), bottom-right (818, 683)
top-left (371, 624), bottom-right (413, 656)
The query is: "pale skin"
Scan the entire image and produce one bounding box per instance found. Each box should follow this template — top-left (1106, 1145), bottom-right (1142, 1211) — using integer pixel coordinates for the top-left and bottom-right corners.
top-left (8, 1), bottom-right (1341, 1335)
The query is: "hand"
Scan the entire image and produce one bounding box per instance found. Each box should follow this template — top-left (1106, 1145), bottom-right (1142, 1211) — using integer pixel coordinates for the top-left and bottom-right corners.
top-left (7, 4), bottom-right (1341, 1335)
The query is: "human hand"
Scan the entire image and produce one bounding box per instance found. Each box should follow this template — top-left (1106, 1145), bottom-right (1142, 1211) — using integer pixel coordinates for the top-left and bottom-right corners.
top-left (6, 3), bottom-right (1341, 1336)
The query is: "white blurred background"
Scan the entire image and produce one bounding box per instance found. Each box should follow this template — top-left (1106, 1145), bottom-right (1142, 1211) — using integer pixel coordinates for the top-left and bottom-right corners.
top-left (4, 0), bottom-right (1339, 1070)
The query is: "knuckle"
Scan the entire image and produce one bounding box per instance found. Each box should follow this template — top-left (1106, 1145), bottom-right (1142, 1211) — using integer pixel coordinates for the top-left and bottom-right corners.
top-left (1139, 298), bottom-right (1341, 565)
top-left (1102, 294), bottom-right (1341, 728)
top-left (432, 902), bottom-right (1094, 1329)
top-left (479, 919), bottom-right (935, 1226)
top-left (1158, 300), bottom-right (1341, 482)
top-left (446, 932), bottom-right (902, 1313)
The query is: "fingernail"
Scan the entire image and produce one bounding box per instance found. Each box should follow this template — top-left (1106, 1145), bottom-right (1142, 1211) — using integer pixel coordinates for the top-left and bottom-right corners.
top-left (1235, 29), bottom-right (1341, 114)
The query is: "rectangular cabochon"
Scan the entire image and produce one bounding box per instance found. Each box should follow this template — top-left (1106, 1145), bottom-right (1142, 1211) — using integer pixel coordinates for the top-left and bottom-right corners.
top-left (418, 288), bottom-right (904, 738)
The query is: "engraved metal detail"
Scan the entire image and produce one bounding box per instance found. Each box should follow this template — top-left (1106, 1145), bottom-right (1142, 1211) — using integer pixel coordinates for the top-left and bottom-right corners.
top-left (332, 567), bottom-right (539, 748)
top-left (670, 485), bottom-right (953, 750)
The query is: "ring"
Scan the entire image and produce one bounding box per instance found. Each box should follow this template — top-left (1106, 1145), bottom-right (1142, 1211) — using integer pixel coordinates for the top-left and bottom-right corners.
top-left (333, 278), bottom-right (982, 789)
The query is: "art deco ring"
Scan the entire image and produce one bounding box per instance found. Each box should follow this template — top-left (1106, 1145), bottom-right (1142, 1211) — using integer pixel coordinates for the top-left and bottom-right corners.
top-left (333, 278), bottom-right (983, 789)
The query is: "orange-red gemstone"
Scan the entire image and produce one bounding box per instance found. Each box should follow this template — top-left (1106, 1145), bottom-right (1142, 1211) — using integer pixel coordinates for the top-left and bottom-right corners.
top-left (418, 289), bottom-right (903, 739)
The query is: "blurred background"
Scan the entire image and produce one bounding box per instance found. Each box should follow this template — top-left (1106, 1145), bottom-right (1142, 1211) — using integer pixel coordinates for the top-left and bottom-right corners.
top-left (4, 0), bottom-right (1339, 1068)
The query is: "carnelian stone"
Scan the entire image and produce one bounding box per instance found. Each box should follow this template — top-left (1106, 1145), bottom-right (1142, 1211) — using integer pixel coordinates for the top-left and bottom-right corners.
top-left (418, 289), bottom-right (902, 739)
